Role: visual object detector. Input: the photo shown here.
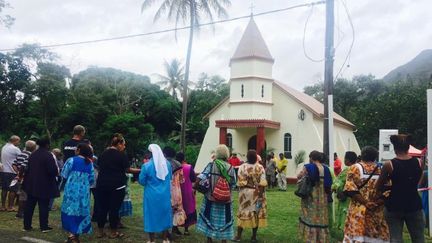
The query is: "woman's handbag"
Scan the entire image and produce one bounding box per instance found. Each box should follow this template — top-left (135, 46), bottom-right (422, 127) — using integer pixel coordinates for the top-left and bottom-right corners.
top-left (195, 164), bottom-right (212, 194)
top-left (196, 177), bottom-right (210, 194)
top-left (295, 174), bottom-right (314, 199)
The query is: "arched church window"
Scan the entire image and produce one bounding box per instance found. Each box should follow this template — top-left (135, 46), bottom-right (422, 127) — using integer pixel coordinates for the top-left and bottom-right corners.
top-left (241, 84), bottom-right (244, 98)
top-left (261, 85), bottom-right (264, 97)
top-left (226, 133), bottom-right (232, 148)
top-left (284, 133), bottom-right (292, 159)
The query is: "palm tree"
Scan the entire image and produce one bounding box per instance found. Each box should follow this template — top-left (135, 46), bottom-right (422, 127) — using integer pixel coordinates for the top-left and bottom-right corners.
top-left (156, 59), bottom-right (184, 101)
top-left (142, 0), bottom-right (231, 153)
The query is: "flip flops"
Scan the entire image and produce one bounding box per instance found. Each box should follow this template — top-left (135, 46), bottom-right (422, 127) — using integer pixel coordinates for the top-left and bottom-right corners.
top-left (108, 232), bottom-right (125, 239)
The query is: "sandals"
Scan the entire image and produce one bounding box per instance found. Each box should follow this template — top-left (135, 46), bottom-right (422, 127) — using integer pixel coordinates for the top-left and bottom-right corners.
top-left (65, 235), bottom-right (80, 243)
top-left (109, 232), bottom-right (125, 239)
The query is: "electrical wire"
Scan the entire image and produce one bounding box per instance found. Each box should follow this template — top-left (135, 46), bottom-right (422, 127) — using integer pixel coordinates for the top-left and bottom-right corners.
top-left (0, 1), bottom-right (326, 52)
top-left (302, 4), bottom-right (324, 62)
top-left (333, 0), bottom-right (355, 81)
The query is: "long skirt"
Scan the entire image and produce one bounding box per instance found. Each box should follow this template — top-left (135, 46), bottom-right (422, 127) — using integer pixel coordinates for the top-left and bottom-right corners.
top-left (197, 197), bottom-right (234, 240)
top-left (298, 180), bottom-right (329, 243)
top-left (61, 212), bottom-right (92, 235)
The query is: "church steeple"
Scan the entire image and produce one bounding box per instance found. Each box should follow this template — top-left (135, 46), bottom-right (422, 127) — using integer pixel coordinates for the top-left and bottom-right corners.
top-left (228, 17), bottom-right (274, 121)
top-left (231, 17), bottom-right (274, 64)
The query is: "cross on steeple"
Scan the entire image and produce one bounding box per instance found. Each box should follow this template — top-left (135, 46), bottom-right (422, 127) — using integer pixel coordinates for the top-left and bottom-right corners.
top-left (249, 1), bottom-right (255, 16)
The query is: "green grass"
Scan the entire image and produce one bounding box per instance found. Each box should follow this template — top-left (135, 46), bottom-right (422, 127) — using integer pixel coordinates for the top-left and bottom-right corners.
top-left (0, 184), bottom-right (430, 242)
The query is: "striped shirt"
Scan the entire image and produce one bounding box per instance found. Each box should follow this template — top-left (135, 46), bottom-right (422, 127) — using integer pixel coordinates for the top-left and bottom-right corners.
top-left (12, 150), bottom-right (31, 171)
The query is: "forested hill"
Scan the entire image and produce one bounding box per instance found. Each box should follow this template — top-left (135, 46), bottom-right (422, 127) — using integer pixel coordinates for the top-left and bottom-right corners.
top-left (383, 49), bottom-right (432, 82)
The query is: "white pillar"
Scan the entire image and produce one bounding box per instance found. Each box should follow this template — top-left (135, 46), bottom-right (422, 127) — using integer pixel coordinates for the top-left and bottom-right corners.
top-left (427, 89), bottom-right (432, 237)
top-left (328, 94), bottom-right (335, 222)
top-left (328, 95), bottom-right (335, 167)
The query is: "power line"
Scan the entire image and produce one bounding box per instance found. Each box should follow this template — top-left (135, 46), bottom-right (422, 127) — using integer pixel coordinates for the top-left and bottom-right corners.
top-left (0, 1), bottom-right (325, 52)
top-left (302, 4), bottom-right (325, 62)
top-left (334, 0), bottom-right (355, 81)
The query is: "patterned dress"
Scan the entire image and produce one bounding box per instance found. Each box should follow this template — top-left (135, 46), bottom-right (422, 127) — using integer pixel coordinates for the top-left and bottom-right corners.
top-left (343, 162), bottom-right (389, 243)
top-left (61, 156), bottom-right (95, 235)
top-left (298, 163), bottom-right (330, 243)
top-left (332, 166), bottom-right (350, 230)
top-left (237, 162), bottom-right (268, 228)
top-left (170, 159), bottom-right (187, 226)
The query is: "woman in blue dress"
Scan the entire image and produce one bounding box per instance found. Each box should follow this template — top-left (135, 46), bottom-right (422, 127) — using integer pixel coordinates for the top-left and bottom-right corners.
top-left (61, 143), bottom-right (95, 243)
top-left (139, 144), bottom-right (172, 243)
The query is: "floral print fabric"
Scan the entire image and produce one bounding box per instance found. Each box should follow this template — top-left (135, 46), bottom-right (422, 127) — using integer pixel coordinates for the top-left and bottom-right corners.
top-left (237, 163), bottom-right (268, 228)
top-left (343, 162), bottom-right (389, 243)
top-left (298, 163), bottom-right (330, 243)
top-left (61, 156), bottom-right (94, 234)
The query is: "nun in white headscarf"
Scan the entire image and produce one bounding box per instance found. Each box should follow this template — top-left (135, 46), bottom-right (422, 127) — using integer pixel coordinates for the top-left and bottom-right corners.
top-left (139, 144), bottom-right (172, 243)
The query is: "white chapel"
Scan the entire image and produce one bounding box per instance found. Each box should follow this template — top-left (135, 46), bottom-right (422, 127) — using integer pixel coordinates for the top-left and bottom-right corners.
top-left (195, 17), bottom-right (360, 180)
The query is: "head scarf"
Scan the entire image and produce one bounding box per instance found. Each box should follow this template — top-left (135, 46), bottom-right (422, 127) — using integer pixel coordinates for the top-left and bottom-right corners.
top-left (148, 144), bottom-right (168, 181)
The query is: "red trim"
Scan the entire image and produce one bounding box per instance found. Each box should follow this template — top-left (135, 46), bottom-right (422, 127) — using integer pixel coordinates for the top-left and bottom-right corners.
top-left (219, 127), bottom-right (227, 145)
top-left (256, 127), bottom-right (265, 156)
top-left (287, 178), bottom-right (298, 184)
top-left (215, 119), bottom-right (280, 129)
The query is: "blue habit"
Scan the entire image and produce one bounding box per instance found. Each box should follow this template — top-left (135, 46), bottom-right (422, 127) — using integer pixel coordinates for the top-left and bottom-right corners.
top-left (139, 159), bottom-right (173, 233)
top-left (61, 156), bottom-right (95, 234)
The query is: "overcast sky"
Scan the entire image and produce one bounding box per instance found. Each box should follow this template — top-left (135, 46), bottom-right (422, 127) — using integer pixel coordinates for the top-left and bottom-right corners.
top-left (0, 0), bottom-right (431, 90)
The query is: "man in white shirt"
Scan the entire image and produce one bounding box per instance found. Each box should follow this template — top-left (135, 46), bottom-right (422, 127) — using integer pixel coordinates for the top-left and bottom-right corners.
top-left (0, 135), bottom-right (21, 211)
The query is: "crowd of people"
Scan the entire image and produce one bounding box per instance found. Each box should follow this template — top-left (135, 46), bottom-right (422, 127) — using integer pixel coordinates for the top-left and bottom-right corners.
top-left (297, 134), bottom-right (427, 243)
top-left (0, 125), bottom-right (428, 243)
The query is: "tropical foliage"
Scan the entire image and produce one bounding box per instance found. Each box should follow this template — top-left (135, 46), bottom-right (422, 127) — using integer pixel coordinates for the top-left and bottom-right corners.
top-left (304, 75), bottom-right (432, 148)
top-left (141, 0), bottom-right (232, 153)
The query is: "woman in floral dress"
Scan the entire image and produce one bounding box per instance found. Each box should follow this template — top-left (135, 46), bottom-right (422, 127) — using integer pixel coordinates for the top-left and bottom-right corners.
top-left (297, 151), bottom-right (332, 243)
top-left (61, 143), bottom-right (95, 243)
top-left (343, 146), bottom-right (389, 242)
top-left (163, 147), bottom-right (186, 235)
top-left (233, 150), bottom-right (267, 243)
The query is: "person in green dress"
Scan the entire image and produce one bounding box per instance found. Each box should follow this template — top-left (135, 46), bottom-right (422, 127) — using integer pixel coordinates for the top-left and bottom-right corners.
top-left (331, 151), bottom-right (358, 230)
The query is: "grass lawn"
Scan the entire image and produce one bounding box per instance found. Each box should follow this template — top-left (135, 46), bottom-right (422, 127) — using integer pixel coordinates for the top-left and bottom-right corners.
top-left (0, 184), bottom-right (430, 242)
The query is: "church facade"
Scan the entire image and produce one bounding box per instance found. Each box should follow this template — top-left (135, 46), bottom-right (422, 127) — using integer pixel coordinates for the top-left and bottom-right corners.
top-left (195, 18), bottom-right (360, 179)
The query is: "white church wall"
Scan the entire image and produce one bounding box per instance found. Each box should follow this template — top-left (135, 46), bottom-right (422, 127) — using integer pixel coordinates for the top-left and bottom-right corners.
top-left (229, 103), bottom-right (272, 120)
top-left (230, 59), bottom-right (273, 79)
top-left (229, 79), bottom-right (273, 105)
top-left (195, 100), bottom-right (230, 172)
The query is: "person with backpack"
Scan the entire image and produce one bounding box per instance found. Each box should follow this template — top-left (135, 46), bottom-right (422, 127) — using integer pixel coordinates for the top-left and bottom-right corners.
top-left (196, 144), bottom-right (237, 243)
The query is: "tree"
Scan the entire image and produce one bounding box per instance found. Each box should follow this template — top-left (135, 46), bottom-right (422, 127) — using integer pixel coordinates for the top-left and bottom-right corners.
top-left (32, 63), bottom-right (70, 140)
top-left (156, 59), bottom-right (184, 101)
top-left (196, 72), bottom-right (227, 93)
top-left (0, 0), bottom-right (14, 28)
top-left (0, 53), bottom-right (32, 134)
top-left (142, 0), bottom-right (231, 152)
top-left (187, 73), bottom-right (228, 143)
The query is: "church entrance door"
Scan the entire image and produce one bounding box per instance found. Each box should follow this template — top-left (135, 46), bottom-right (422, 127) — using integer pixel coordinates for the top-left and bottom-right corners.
top-left (248, 135), bottom-right (267, 153)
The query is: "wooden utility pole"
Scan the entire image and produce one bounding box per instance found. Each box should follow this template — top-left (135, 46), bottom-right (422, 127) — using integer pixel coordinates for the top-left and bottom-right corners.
top-left (323, 0), bottom-right (335, 165)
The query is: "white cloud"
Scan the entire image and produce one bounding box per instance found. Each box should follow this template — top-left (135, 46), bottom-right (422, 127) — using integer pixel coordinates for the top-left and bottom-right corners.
top-left (0, 0), bottom-right (430, 91)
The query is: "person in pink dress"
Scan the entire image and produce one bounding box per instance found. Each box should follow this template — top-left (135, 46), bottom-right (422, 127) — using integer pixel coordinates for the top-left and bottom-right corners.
top-left (176, 152), bottom-right (197, 235)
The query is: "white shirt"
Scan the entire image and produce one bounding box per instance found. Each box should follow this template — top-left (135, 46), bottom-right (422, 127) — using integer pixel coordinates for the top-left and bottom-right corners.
top-left (1, 143), bottom-right (21, 174)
